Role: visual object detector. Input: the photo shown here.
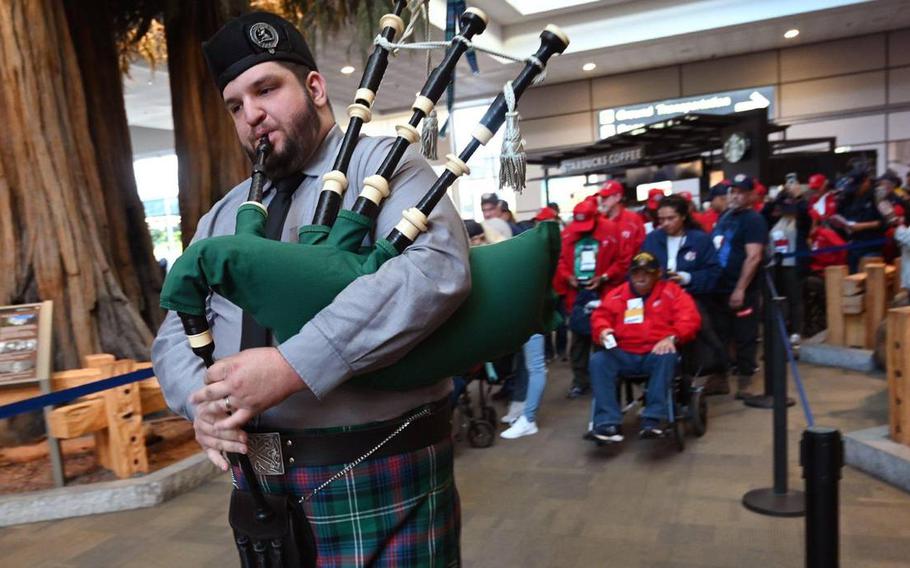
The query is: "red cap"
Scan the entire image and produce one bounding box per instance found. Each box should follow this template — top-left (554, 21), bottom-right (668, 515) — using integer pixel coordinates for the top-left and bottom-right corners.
top-left (679, 191), bottom-right (693, 202)
top-left (598, 180), bottom-right (624, 198)
top-left (571, 200), bottom-right (598, 233)
top-left (808, 174), bottom-right (827, 190)
top-left (754, 180), bottom-right (768, 196)
top-left (533, 207), bottom-right (558, 222)
top-left (647, 187), bottom-right (666, 210)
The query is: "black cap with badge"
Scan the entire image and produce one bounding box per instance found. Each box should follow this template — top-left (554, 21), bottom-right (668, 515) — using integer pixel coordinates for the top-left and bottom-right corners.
top-left (629, 252), bottom-right (661, 274)
top-left (203, 11), bottom-right (318, 92)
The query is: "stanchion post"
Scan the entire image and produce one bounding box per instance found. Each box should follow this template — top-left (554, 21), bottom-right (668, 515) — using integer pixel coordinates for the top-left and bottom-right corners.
top-left (772, 296), bottom-right (789, 494)
top-left (801, 427), bottom-right (843, 568)
top-left (742, 296), bottom-right (805, 517)
top-left (747, 268), bottom-right (795, 409)
top-left (746, 265), bottom-right (776, 408)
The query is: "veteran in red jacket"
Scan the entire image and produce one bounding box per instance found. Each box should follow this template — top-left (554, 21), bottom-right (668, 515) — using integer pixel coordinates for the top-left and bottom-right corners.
top-left (587, 252), bottom-right (701, 443)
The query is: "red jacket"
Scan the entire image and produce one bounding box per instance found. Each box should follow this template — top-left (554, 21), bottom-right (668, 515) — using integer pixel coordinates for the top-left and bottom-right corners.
top-left (697, 209), bottom-right (720, 234)
top-left (808, 191), bottom-right (838, 223)
top-left (591, 280), bottom-right (701, 355)
top-left (602, 206), bottom-right (646, 287)
top-left (555, 217), bottom-right (618, 310)
top-left (809, 226), bottom-right (847, 273)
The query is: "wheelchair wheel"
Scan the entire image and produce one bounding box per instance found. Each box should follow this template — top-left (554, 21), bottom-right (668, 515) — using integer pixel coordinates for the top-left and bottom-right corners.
top-left (672, 418), bottom-right (685, 452)
top-left (468, 420), bottom-right (495, 448)
top-left (689, 390), bottom-right (708, 437)
top-left (482, 405), bottom-right (498, 426)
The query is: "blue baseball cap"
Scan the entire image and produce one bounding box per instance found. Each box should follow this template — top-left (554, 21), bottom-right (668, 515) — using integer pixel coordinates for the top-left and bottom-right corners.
top-left (731, 174), bottom-right (754, 191)
top-left (709, 181), bottom-right (731, 199)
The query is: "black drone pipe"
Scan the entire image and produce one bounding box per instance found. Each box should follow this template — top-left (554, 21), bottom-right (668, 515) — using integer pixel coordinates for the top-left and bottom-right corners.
top-left (350, 7), bottom-right (489, 220)
top-left (386, 25), bottom-right (570, 252)
top-left (311, 0), bottom-right (408, 227)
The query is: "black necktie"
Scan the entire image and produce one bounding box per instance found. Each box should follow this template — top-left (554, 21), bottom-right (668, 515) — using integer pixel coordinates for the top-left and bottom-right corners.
top-left (239, 174), bottom-right (304, 350)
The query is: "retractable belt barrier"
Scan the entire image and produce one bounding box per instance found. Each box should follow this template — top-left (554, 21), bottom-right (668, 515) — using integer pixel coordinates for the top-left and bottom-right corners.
top-left (778, 237), bottom-right (887, 260)
top-left (0, 367), bottom-right (155, 420)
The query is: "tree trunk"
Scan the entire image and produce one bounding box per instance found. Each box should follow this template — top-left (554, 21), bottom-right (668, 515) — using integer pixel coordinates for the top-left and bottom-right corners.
top-left (165, 0), bottom-right (248, 247)
top-left (63, 0), bottom-right (164, 332)
top-left (0, 0), bottom-right (153, 369)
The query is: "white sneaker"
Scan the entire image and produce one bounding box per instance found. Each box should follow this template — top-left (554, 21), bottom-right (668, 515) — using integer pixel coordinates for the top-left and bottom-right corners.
top-left (500, 416), bottom-right (538, 439)
top-left (501, 401), bottom-right (526, 424)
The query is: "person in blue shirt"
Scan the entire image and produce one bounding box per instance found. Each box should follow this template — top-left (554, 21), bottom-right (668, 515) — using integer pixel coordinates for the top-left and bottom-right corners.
top-left (707, 174), bottom-right (768, 399)
top-left (642, 194), bottom-right (720, 297)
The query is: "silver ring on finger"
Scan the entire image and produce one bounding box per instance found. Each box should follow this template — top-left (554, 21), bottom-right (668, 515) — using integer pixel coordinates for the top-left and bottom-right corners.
top-left (223, 395), bottom-right (234, 414)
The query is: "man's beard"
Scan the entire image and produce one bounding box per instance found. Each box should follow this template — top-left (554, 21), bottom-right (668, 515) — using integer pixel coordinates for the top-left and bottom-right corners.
top-left (244, 100), bottom-right (322, 181)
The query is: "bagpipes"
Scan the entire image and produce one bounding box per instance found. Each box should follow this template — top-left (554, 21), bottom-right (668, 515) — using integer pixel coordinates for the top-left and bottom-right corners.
top-left (160, 7), bottom-right (570, 391)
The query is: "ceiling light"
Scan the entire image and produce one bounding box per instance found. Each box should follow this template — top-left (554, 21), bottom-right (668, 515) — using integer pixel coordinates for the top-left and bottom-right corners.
top-left (582, 62), bottom-right (596, 72)
top-left (340, 65), bottom-right (355, 75)
top-left (784, 29), bottom-right (800, 39)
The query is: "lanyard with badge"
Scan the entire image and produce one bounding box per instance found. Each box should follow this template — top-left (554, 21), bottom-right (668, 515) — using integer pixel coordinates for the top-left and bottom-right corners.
top-left (574, 236), bottom-right (599, 283)
top-left (624, 297), bottom-right (644, 324)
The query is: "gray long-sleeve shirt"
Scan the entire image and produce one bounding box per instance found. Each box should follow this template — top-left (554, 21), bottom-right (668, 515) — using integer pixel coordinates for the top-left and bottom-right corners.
top-left (151, 126), bottom-right (470, 429)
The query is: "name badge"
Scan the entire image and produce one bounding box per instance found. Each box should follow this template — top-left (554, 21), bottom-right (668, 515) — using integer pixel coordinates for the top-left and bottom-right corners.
top-left (579, 249), bottom-right (596, 271)
top-left (624, 297), bottom-right (644, 324)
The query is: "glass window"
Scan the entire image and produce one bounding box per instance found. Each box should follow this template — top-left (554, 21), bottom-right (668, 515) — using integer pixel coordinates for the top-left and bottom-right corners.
top-left (133, 154), bottom-right (182, 271)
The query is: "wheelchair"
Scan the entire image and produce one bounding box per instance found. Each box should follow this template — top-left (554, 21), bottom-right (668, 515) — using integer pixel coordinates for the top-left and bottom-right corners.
top-left (617, 370), bottom-right (707, 451)
top-left (587, 353), bottom-right (708, 452)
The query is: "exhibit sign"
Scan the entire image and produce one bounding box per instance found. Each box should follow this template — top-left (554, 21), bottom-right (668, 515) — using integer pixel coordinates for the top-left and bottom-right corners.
top-left (598, 86), bottom-right (776, 139)
top-left (0, 302), bottom-right (52, 386)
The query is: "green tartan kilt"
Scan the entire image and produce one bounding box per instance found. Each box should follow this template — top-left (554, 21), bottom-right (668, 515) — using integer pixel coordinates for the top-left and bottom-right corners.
top-left (232, 437), bottom-right (460, 567)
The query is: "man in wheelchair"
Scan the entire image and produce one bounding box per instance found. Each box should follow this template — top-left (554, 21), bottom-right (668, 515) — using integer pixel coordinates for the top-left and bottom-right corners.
top-left (588, 252), bottom-right (701, 443)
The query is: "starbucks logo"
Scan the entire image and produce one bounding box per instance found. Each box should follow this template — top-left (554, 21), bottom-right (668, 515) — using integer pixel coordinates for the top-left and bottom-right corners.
top-left (249, 22), bottom-right (279, 50)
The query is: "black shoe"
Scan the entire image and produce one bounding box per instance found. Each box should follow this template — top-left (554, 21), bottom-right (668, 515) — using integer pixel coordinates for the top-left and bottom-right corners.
top-left (593, 424), bottom-right (624, 442)
top-left (566, 385), bottom-right (589, 399)
top-left (639, 419), bottom-right (664, 439)
top-left (734, 390), bottom-right (754, 400)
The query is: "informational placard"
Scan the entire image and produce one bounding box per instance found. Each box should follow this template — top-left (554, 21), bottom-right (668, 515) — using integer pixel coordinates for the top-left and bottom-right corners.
top-left (0, 302), bottom-right (52, 386)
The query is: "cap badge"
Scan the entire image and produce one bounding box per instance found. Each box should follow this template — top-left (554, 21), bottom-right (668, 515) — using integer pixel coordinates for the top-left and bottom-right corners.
top-left (249, 22), bottom-right (279, 51)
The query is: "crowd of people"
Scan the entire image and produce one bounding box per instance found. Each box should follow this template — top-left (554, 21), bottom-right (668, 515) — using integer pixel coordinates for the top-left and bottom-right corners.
top-left (471, 165), bottom-right (910, 445)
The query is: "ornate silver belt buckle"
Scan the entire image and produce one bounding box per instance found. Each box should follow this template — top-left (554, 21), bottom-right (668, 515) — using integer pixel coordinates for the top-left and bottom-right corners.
top-left (246, 432), bottom-right (285, 475)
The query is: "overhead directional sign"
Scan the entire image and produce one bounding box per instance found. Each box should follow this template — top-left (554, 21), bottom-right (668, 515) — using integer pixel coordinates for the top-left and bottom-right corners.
top-left (598, 86), bottom-right (775, 139)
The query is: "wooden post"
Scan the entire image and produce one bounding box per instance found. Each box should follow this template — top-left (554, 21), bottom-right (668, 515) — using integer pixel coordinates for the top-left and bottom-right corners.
top-left (887, 307), bottom-right (910, 445)
top-left (859, 256), bottom-right (885, 274)
top-left (866, 264), bottom-right (888, 350)
top-left (101, 367), bottom-right (149, 478)
top-left (896, 258), bottom-right (903, 293)
top-left (825, 266), bottom-right (848, 345)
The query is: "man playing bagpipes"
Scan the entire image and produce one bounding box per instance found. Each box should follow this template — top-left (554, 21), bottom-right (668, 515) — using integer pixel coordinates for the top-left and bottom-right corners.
top-left (152, 7), bottom-right (568, 567)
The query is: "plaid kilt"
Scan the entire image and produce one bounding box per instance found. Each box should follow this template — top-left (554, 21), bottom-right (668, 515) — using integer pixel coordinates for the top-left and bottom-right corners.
top-left (232, 435), bottom-right (460, 567)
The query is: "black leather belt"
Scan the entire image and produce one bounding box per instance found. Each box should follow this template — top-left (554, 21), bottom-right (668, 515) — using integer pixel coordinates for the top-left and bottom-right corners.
top-left (230, 398), bottom-right (452, 473)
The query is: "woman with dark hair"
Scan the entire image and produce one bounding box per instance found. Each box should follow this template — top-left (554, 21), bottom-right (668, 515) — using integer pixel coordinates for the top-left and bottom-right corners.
top-left (642, 195), bottom-right (719, 296)
top-left (642, 194), bottom-right (723, 382)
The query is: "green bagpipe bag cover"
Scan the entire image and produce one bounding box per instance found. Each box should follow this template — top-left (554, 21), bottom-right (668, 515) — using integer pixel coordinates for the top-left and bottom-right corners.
top-left (160, 203), bottom-right (561, 390)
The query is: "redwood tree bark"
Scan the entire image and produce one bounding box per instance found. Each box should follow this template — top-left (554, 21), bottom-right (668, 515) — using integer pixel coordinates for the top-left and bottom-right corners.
top-left (165, 0), bottom-right (248, 247)
top-left (63, 0), bottom-right (164, 332)
top-left (0, 0), bottom-right (153, 368)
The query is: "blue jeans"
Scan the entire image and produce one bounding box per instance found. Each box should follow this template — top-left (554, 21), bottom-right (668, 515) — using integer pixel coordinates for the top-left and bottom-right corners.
top-left (511, 334), bottom-right (548, 423)
top-left (589, 348), bottom-right (676, 427)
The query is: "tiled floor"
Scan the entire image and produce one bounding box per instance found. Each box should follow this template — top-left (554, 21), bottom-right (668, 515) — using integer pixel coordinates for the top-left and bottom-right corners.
top-left (3, 359), bottom-right (909, 567)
